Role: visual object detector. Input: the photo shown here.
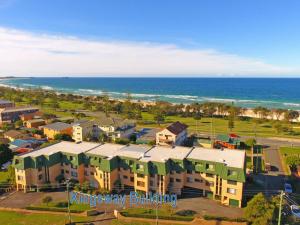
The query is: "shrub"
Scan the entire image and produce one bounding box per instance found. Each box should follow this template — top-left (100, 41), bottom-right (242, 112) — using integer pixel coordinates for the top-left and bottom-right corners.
top-left (175, 210), bottom-right (196, 217)
top-left (42, 196), bottom-right (53, 206)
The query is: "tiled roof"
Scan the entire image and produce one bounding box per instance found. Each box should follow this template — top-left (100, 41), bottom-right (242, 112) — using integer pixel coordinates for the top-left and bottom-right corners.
top-left (43, 122), bottom-right (72, 131)
top-left (166, 121), bottom-right (188, 135)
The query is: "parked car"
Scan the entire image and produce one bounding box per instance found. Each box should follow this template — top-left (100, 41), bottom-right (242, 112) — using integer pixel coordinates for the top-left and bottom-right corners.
top-left (284, 183), bottom-right (293, 194)
top-left (291, 205), bottom-right (300, 218)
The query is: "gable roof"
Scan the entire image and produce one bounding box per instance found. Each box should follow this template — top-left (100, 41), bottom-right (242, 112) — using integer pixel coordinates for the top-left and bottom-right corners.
top-left (43, 122), bottom-right (72, 131)
top-left (165, 121), bottom-right (188, 135)
top-left (4, 130), bottom-right (23, 138)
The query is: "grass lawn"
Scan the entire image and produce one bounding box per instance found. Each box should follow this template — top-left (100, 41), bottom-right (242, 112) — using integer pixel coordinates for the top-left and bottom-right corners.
top-left (0, 171), bottom-right (9, 184)
top-left (29, 201), bottom-right (91, 212)
top-left (139, 112), bottom-right (300, 139)
top-left (0, 210), bottom-right (89, 225)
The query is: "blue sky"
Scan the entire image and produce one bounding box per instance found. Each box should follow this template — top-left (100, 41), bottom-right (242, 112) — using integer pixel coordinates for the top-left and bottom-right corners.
top-left (0, 0), bottom-right (299, 76)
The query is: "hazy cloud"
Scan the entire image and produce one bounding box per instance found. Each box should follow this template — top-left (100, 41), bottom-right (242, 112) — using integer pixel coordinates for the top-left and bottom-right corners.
top-left (0, 27), bottom-right (296, 77)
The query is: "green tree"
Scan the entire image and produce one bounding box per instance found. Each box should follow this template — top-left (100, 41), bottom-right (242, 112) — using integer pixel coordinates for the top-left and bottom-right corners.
top-left (245, 138), bottom-right (257, 148)
top-left (7, 165), bottom-right (15, 184)
top-left (228, 105), bottom-right (235, 131)
top-left (54, 133), bottom-right (73, 141)
top-left (286, 155), bottom-right (300, 170)
top-left (0, 144), bottom-right (13, 166)
top-left (42, 196), bottom-right (53, 206)
top-left (244, 193), bottom-right (276, 225)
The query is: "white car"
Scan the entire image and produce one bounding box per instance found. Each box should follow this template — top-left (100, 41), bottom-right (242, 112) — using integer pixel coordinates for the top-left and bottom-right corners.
top-left (291, 205), bottom-right (300, 218)
top-left (284, 183), bottom-right (293, 194)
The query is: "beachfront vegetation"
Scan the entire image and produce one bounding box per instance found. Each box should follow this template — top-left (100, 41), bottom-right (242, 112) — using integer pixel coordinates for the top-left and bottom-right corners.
top-left (1, 86), bottom-right (300, 139)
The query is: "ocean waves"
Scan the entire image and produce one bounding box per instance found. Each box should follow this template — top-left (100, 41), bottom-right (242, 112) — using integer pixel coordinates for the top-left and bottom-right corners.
top-left (1, 78), bottom-right (300, 110)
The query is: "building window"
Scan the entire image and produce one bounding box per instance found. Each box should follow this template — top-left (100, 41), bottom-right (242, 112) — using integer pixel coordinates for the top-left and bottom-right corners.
top-left (227, 180), bottom-right (237, 185)
top-left (130, 177), bottom-right (134, 182)
top-left (65, 170), bottom-right (69, 174)
top-left (123, 175), bottom-right (128, 179)
top-left (186, 177), bottom-right (193, 183)
top-left (227, 170), bottom-right (238, 176)
top-left (38, 174), bottom-right (43, 180)
top-left (137, 181), bottom-right (145, 187)
top-left (84, 171), bottom-right (88, 176)
top-left (17, 176), bottom-right (23, 181)
top-left (69, 156), bottom-right (74, 161)
top-left (90, 172), bottom-right (94, 175)
top-left (150, 180), bottom-right (154, 186)
top-left (227, 188), bottom-right (237, 195)
top-left (206, 173), bottom-right (214, 178)
top-left (170, 178), bottom-right (174, 183)
top-left (206, 164), bottom-right (215, 171)
top-left (136, 164), bottom-right (144, 171)
top-left (71, 171), bottom-right (78, 177)
top-left (38, 167), bottom-right (42, 172)
top-left (61, 169), bottom-right (64, 174)
top-left (195, 178), bottom-right (202, 183)
top-left (206, 181), bottom-right (214, 187)
top-left (176, 179), bottom-right (181, 182)
top-left (71, 164), bottom-right (77, 169)
top-left (187, 170), bottom-right (192, 174)
top-left (150, 174), bottom-right (155, 178)
top-left (100, 174), bottom-right (102, 179)
top-left (137, 173), bottom-right (144, 178)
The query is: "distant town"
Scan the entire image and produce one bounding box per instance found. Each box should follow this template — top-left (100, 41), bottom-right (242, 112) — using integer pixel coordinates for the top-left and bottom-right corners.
top-left (0, 86), bottom-right (299, 225)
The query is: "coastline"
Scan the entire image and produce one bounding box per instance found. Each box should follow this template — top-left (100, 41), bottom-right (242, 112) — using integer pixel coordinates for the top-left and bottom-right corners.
top-left (1, 81), bottom-right (299, 122)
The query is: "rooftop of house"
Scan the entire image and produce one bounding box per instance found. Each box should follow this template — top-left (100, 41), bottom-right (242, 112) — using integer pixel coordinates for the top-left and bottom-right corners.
top-left (140, 145), bottom-right (193, 163)
top-left (20, 141), bottom-right (100, 158)
top-left (0, 99), bottom-right (12, 104)
top-left (72, 120), bottom-right (95, 128)
top-left (4, 130), bottom-right (23, 138)
top-left (43, 122), bottom-right (72, 131)
top-left (96, 116), bottom-right (135, 128)
top-left (27, 118), bottom-right (45, 123)
top-left (216, 134), bottom-right (240, 145)
top-left (164, 121), bottom-right (188, 135)
top-left (0, 106), bottom-right (39, 113)
top-left (187, 147), bottom-right (245, 169)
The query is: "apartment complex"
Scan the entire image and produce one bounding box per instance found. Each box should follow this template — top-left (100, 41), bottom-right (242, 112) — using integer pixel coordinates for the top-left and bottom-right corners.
top-left (13, 141), bottom-right (246, 207)
top-left (156, 121), bottom-right (188, 146)
top-left (0, 106), bottom-right (39, 124)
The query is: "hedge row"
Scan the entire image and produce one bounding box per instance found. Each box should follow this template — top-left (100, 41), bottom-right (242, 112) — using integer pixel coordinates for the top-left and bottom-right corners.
top-left (203, 215), bottom-right (248, 222)
top-left (25, 206), bottom-right (83, 213)
top-left (120, 212), bottom-right (194, 221)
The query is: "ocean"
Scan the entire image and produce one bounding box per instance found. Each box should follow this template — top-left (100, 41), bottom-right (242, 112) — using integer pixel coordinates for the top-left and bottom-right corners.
top-left (1, 77), bottom-right (300, 110)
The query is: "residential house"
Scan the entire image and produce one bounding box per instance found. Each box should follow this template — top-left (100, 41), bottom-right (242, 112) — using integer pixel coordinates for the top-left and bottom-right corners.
top-left (13, 142), bottom-right (246, 207)
top-left (43, 122), bottom-right (73, 140)
top-left (24, 119), bottom-right (46, 129)
top-left (4, 130), bottom-right (30, 142)
top-left (0, 106), bottom-right (39, 124)
top-left (0, 99), bottom-right (14, 108)
top-left (72, 120), bottom-right (100, 143)
top-left (156, 121), bottom-right (188, 146)
top-left (96, 117), bottom-right (136, 141)
top-left (9, 138), bottom-right (45, 152)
